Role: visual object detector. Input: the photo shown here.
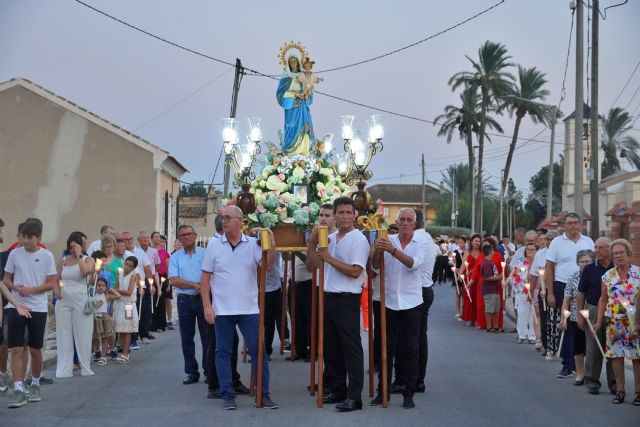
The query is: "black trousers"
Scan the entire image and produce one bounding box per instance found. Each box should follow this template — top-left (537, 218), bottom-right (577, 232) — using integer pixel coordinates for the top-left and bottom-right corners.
top-left (264, 288), bottom-right (290, 355)
top-left (372, 300), bottom-right (381, 371)
top-left (379, 304), bottom-right (422, 396)
top-left (324, 292), bottom-right (364, 402)
top-left (291, 279), bottom-right (312, 358)
top-left (137, 288), bottom-right (152, 338)
top-left (205, 324), bottom-right (241, 390)
top-left (395, 287), bottom-right (434, 387)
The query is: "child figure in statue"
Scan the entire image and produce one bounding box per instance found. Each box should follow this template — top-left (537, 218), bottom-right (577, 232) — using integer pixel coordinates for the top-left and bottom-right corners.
top-left (297, 57), bottom-right (323, 101)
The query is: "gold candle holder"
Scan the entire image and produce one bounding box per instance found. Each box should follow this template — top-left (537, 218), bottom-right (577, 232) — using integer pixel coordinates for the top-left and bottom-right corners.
top-left (260, 228), bottom-right (271, 250)
top-left (378, 228), bottom-right (388, 240)
top-left (318, 226), bottom-right (329, 249)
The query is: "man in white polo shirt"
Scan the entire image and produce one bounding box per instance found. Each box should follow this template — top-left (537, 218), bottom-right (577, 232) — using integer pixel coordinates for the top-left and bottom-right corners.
top-left (200, 206), bottom-right (277, 410)
top-left (307, 197), bottom-right (369, 412)
top-left (372, 208), bottom-right (428, 409)
top-left (545, 213), bottom-right (594, 378)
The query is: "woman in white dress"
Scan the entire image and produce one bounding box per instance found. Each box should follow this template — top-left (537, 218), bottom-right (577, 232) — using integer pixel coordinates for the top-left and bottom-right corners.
top-left (112, 256), bottom-right (139, 363)
top-left (54, 233), bottom-right (95, 378)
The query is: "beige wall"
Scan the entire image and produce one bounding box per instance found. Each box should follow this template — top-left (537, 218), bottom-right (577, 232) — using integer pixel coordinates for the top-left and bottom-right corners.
top-left (0, 85), bottom-right (158, 255)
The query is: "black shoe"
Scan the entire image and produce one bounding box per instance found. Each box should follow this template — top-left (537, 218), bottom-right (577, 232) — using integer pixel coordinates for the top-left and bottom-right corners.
top-left (402, 395), bottom-right (415, 409)
top-left (234, 382), bottom-right (249, 395)
top-left (556, 368), bottom-right (572, 378)
top-left (323, 393), bottom-right (346, 404)
top-left (285, 355), bottom-right (307, 361)
top-left (182, 374), bottom-right (199, 385)
top-left (416, 383), bottom-right (425, 393)
top-left (390, 383), bottom-right (405, 394)
top-left (167, 322), bottom-right (175, 330)
top-left (587, 388), bottom-right (599, 395)
top-left (336, 399), bottom-right (363, 412)
top-left (208, 388), bottom-right (221, 399)
top-left (370, 393), bottom-right (389, 406)
top-left (39, 376), bottom-right (54, 385)
top-left (574, 380), bottom-right (584, 386)
top-left (147, 334), bottom-right (156, 340)
top-left (303, 356), bottom-right (311, 363)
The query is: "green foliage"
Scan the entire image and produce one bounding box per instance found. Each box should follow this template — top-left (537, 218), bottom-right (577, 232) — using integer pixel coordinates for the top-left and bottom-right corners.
top-left (180, 180), bottom-right (207, 197)
top-left (425, 225), bottom-right (472, 238)
top-left (601, 107), bottom-right (640, 178)
top-left (523, 161), bottom-right (563, 228)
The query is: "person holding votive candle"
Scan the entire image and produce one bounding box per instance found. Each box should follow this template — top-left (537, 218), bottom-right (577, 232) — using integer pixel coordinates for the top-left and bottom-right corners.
top-left (559, 249), bottom-right (593, 386)
top-left (595, 238), bottom-right (640, 405)
top-left (111, 256), bottom-right (140, 364)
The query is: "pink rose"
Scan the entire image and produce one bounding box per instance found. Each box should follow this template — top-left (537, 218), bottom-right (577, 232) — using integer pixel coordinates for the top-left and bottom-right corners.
top-left (304, 206), bottom-right (311, 214)
top-left (318, 189), bottom-right (326, 197)
top-left (278, 173), bottom-right (285, 181)
top-left (226, 199), bottom-right (236, 206)
top-left (257, 204), bottom-right (266, 213)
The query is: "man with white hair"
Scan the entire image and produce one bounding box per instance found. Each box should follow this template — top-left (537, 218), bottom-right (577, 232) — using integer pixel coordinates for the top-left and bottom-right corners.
top-left (87, 225), bottom-right (113, 256)
top-left (371, 208), bottom-right (428, 409)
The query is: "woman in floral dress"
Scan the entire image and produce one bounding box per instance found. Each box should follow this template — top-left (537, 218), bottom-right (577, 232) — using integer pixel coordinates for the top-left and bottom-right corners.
top-left (595, 239), bottom-right (640, 405)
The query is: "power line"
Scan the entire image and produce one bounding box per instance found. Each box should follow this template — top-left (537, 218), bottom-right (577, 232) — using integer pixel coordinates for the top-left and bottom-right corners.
top-left (623, 84), bottom-right (640, 111)
top-left (313, 0), bottom-right (505, 73)
top-left (608, 58), bottom-right (640, 109)
top-left (133, 66), bottom-right (234, 132)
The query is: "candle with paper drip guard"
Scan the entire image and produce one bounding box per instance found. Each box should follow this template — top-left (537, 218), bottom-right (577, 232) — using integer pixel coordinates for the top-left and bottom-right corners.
top-left (59, 280), bottom-right (64, 300)
top-left (579, 309), bottom-right (606, 358)
top-left (524, 283), bottom-right (538, 325)
top-left (149, 278), bottom-right (155, 314)
top-left (451, 266), bottom-right (461, 295)
top-left (556, 309), bottom-right (571, 357)
top-left (138, 280), bottom-right (144, 316)
top-left (538, 269), bottom-right (547, 311)
top-left (500, 261), bottom-right (507, 299)
top-left (458, 273), bottom-right (472, 302)
top-left (156, 277), bottom-right (167, 308)
top-left (93, 258), bottom-right (103, 289)
top-left (621, 301), bottom-right (640, 353)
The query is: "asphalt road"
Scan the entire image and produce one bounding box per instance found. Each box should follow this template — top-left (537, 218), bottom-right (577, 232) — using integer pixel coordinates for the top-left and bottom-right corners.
top-left (1, 284), bottom-right (637, 426)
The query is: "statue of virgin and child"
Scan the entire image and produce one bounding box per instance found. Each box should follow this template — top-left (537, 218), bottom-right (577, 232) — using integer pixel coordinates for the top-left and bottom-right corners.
top-left (276, 42), bottom-right (323, 156)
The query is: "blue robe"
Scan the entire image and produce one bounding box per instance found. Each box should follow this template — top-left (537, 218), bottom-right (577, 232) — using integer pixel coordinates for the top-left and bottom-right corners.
top-left (276, 76), bottom-right (314, 153)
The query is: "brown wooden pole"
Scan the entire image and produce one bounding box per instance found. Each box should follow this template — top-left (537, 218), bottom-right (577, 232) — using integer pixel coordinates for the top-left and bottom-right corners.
top-left (367, 262), bottom-right (374, 397)
top-left (309, 267), bottom-right (318, 395)
top-left (379, 256), bottom-right (388, 408)
top-left (280, 256), bottom-right (289, 355)
top-left (256, 253), bottom-right (268, 407)
top-left (290, 255), bottom-right (297, 362)
top-left (316, 260), bottom-right (325, 408)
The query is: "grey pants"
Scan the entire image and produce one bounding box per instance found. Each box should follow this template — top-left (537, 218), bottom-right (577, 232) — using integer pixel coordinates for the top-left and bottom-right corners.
top-left (583, 303), bottom-right (615, 393)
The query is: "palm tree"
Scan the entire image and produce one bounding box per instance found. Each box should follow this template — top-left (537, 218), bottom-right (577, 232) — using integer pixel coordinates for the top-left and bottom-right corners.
top-left (449, 41), bottom-right (515, 232)
top-left (601, 107), bottom-right (640, 178)
top-left (492, 65), bottom-right (550, 233)
top-left (434, 85), bottom-right (503, 216)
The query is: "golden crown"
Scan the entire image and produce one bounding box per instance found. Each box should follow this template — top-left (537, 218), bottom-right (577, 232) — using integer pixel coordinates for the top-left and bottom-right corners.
top-left (278, 41), bottom-right (309, 69)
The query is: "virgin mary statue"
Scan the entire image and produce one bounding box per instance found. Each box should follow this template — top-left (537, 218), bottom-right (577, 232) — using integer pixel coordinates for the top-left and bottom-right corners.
top-left (276, 52), bottom-right (314, 155)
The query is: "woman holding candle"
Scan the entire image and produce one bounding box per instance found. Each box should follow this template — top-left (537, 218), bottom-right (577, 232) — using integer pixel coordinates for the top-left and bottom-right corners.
top-left (507, 243), bottom-right (537, 343)
top-left (460, 234), bottom-right (481, 326)
top-left (595, 239), bottom-right (640, 405)
top-left (560, 249), bottom-right (593, 385)
top-left (112, 256), bottom-right (140, 364)
top-left (101, 235), bottom-right (122, 287)
top-left (54, 232), bottom-right (96, 378)
top-left (453, 236), bottom-right (466, 321)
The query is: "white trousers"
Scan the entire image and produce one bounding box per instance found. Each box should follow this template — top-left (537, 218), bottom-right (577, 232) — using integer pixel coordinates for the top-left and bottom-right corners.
top-left (515, 294), bottom-right (535, 340)
top-left (55, 283), bottom-right (94, 377)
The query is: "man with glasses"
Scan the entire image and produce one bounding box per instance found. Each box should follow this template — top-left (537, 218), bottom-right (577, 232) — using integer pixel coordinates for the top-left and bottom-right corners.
top-left (200, 206), bottom-right (278, 410)
top-left (545, 213), bottom-right (594, 378)
top-left (169, 225), bottom-right (207, 385)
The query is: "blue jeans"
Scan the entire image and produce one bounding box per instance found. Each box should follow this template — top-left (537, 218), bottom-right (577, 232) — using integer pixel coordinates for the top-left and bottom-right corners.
top-left (215, 314), bottom-right (269, 399)
top-left (177, 295), bottom-right (208, 375)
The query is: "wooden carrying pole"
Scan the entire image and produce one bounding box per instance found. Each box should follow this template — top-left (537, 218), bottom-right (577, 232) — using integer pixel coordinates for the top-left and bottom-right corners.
top-left (256, 229), bottom-right (270, 408)
top-left (377, 228), bottom-right (389, 408)
top-left (316, 226), bottom-right (328, 408)
top-left (280, 256), bottom-right (289, 355)
top-left (367, 261), bottom-right (374, 397)
top-left (309, 267), bottom-right (318, 395)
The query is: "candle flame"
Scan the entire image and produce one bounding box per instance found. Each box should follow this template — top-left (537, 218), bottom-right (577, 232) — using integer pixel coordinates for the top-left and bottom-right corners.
top-left (579, 309), bottom-right (589, 319)
top-left (160, 277), bottom-right (166, 284)
top-left (538, 269), bottom-right (544, 276)
top-left (59, 280), bottom-right (64, 288)
top-left (139, 280), bottom-right (144, 288)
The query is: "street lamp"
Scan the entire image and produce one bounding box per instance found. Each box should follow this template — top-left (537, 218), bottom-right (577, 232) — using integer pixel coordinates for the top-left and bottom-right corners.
top-left (222, 117), bottom-right (262, 214)
top-left (337, 115), bottom-right (385, 214)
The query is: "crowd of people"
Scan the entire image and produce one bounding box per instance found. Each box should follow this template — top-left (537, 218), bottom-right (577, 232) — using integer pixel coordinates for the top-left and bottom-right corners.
top-left (445, 216), bottom-right (640, 406)
top-left (0, 207), bottom-right (638, 412)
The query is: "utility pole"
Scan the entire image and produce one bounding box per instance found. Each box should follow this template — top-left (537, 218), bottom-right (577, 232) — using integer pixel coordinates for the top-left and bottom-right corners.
top-left (421, 154), bottom-right (427, 222)
top-left (223, 58), bottom-right (244, 197)
top-left (499, 169), bottom-right (504, 239)
top-left (471, 145), bottom-right (478, 233)
top-left (589, 0), bottom-right (600, 239)
top-left (547, 107), bottom-right (557, 219)
top-left (574, 0), bottom-right (584, 216)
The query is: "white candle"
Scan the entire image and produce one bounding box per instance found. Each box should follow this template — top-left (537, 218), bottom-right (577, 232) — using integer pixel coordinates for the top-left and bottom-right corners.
top-left (95, 258), bottom-right (103, 272)
top-left (59, 281), bottom-right (64, 299)
top-left (579, 309), bottom-right (606, 358)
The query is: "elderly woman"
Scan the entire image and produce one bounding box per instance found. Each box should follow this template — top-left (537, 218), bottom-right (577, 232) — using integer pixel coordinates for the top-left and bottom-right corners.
top-left (595, 239), bottom-right (640, 405)
top-left (560, 249), bottom-right (594, 385)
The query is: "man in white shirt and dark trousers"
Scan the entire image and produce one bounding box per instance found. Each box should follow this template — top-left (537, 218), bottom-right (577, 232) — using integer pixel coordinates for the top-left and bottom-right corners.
top-left (307, 197), bottom-right (370, 412)
top-left (372, 208), bottom-right (428, 409)
top-left (545, 213), bottom-right (594, 378)
top-left (201, 206), bottom-right (277, 410)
